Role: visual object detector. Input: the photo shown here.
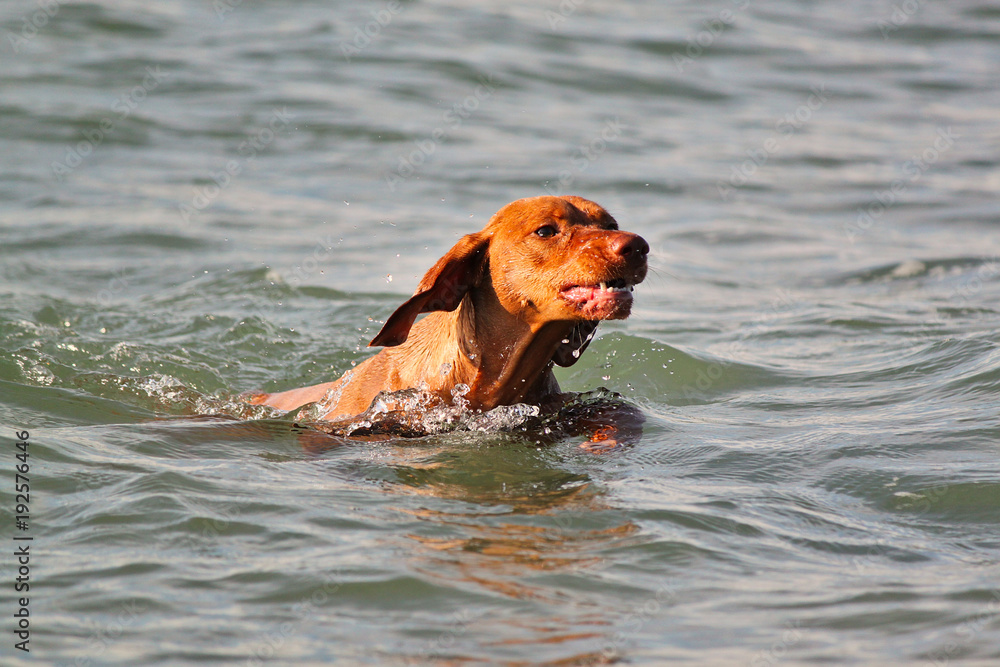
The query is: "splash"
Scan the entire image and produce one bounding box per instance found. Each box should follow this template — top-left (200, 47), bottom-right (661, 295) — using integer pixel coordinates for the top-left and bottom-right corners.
top-left (308, 386), bottom-right (634, 442)
top-left (308, 387), bottom-right (545, 438)
top-left (77, 368), bottom-right (638, 445)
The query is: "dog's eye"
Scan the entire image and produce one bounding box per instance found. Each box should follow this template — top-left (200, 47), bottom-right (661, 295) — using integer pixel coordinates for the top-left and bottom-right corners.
top-left (534, 225), bottom-right (558, 238)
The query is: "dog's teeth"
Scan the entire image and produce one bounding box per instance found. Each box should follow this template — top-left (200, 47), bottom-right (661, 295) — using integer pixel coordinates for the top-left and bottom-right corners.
top-left (599, 282), bottom-right (607, 291)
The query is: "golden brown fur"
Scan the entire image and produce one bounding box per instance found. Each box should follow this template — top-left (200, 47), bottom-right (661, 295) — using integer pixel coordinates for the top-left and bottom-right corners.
top-left (247, 195), bottom-right (648, 422)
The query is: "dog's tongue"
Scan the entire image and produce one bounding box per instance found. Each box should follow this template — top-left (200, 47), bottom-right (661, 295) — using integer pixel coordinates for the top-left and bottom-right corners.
top-left (562, 285), bottom-right (599, 302)
top-left (562, 284), bottom-right (633, 319)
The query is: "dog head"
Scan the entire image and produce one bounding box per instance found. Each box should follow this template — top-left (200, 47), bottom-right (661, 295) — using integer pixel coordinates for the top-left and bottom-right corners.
top-left (369, 196), bottom-right (648, 366)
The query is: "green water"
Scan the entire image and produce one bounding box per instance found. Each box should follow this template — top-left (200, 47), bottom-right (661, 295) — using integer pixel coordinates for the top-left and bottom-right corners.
top-left (2, 0), bottom-right (999, 664)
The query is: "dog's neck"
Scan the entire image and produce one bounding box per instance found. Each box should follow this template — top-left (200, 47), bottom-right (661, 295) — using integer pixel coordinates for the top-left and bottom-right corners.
top-left (453, 280), bottom-right (576, 410)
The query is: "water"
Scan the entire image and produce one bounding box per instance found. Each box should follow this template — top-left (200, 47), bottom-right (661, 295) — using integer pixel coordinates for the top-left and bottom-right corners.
top-left (2, 0), bottom-right (999, 664)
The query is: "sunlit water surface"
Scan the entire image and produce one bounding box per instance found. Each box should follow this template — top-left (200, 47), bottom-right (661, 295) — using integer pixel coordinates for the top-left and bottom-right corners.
top-left (1, 0), bottom-right (999, 664)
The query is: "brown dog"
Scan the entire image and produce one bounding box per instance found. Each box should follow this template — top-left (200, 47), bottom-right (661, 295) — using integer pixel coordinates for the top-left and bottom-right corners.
top-left (248, 195), bottom-right (648, 428)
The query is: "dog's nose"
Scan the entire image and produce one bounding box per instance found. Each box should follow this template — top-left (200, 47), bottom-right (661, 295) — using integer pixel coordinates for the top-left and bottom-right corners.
top-left (611, 233), bottom-right (649, 260)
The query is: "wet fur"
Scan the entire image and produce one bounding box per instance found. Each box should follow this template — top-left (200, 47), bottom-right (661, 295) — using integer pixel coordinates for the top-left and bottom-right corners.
top-left (247, 195), bottom-right (649, 435)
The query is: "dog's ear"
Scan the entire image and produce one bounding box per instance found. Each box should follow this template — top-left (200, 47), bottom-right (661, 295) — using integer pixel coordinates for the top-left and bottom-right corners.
top-left (552, 321), bottom-right (599, 367)
top-left (369, 231), bottom-right (491, 347)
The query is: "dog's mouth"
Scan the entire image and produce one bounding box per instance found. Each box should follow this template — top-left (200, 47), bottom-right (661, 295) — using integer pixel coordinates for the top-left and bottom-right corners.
top-left (560, 278), bottom-right (635, 319)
